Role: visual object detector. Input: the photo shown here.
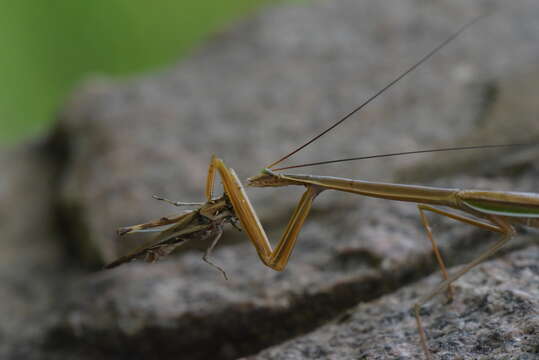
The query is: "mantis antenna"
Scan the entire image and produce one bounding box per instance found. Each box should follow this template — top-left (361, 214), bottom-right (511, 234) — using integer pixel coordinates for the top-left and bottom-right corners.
top-left (266, 14), bottom-right (486, 170)
top-left (270, 143), bottom-right (536, 171)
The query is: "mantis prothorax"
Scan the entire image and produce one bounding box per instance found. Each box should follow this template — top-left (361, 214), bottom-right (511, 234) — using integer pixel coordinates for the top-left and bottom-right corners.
top-left (105, 15), bottom-right (535, 359)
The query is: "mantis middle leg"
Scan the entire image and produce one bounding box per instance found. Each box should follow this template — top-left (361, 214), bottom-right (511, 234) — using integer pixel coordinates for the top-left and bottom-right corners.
top-left (417, 204), bottom-right (505, 299)
top-left (413, 211), bottom-right (512, 359)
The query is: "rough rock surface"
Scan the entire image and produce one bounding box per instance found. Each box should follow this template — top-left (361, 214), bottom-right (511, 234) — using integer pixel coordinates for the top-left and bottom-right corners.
top-left (1, 0), bottom-right (539, 359)
top-left (0, 143), bottom-right (68, 359)
top-left (242, 246), bottom-right (539, 360)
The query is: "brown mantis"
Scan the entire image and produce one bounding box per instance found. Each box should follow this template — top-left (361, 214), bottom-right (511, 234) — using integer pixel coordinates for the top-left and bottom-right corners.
top-left (105, 15), bottom-right (537, 359)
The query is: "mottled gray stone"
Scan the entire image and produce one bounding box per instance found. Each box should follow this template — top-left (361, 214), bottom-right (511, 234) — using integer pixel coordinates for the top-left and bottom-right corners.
top-left (0, 142), bottom-right (67, 359)
top-left (242, 246), bottom-right (539, 360)
top-left (1, 0), bottom-right (539, 359)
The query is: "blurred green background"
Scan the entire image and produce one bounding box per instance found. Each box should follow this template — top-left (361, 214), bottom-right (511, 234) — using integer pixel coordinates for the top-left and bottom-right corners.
top-left (0, 0), bottom-right (287, 145)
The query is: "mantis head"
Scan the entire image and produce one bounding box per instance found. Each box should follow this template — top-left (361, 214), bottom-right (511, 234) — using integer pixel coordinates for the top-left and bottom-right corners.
top-left (247, 168), bottom-right (300, 188)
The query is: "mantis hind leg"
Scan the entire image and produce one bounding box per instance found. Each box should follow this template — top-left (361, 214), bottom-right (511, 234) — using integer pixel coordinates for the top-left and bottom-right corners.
top-left (413, 212), bottom-right (512, 359)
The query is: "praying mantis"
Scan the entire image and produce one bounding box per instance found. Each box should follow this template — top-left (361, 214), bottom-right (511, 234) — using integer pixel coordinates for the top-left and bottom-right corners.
top-left (105, 15), bottom-right (538, 360)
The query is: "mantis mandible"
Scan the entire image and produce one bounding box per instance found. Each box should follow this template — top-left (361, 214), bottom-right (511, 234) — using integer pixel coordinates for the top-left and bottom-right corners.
top-left (105, 15), bottom-right (536, 359)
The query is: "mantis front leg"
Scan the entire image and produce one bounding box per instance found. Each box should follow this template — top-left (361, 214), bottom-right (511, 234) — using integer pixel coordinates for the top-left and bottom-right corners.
top-left (207, 156), bottom-right (323, 271)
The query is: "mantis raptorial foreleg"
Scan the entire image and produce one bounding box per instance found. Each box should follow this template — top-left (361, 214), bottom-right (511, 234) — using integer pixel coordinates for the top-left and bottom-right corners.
top-left (413, 214), bottom-right (513, 359)
top-left (208, 155), bottom-right (323, 271)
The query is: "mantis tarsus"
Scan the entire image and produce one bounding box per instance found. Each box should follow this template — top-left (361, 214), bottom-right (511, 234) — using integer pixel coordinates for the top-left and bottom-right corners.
top-left (105, 15), bottom-right (536, 360)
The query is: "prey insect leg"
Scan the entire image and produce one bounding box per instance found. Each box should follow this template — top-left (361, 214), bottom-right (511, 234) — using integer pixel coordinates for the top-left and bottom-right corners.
top-left (202, 225), bottom-right (228, 280)
top-left (152, 194), bottom-right (204, 207)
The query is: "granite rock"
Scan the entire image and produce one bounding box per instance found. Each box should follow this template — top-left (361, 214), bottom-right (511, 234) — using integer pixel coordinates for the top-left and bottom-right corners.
top-left (1, 0), bottom-right (539, 359)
